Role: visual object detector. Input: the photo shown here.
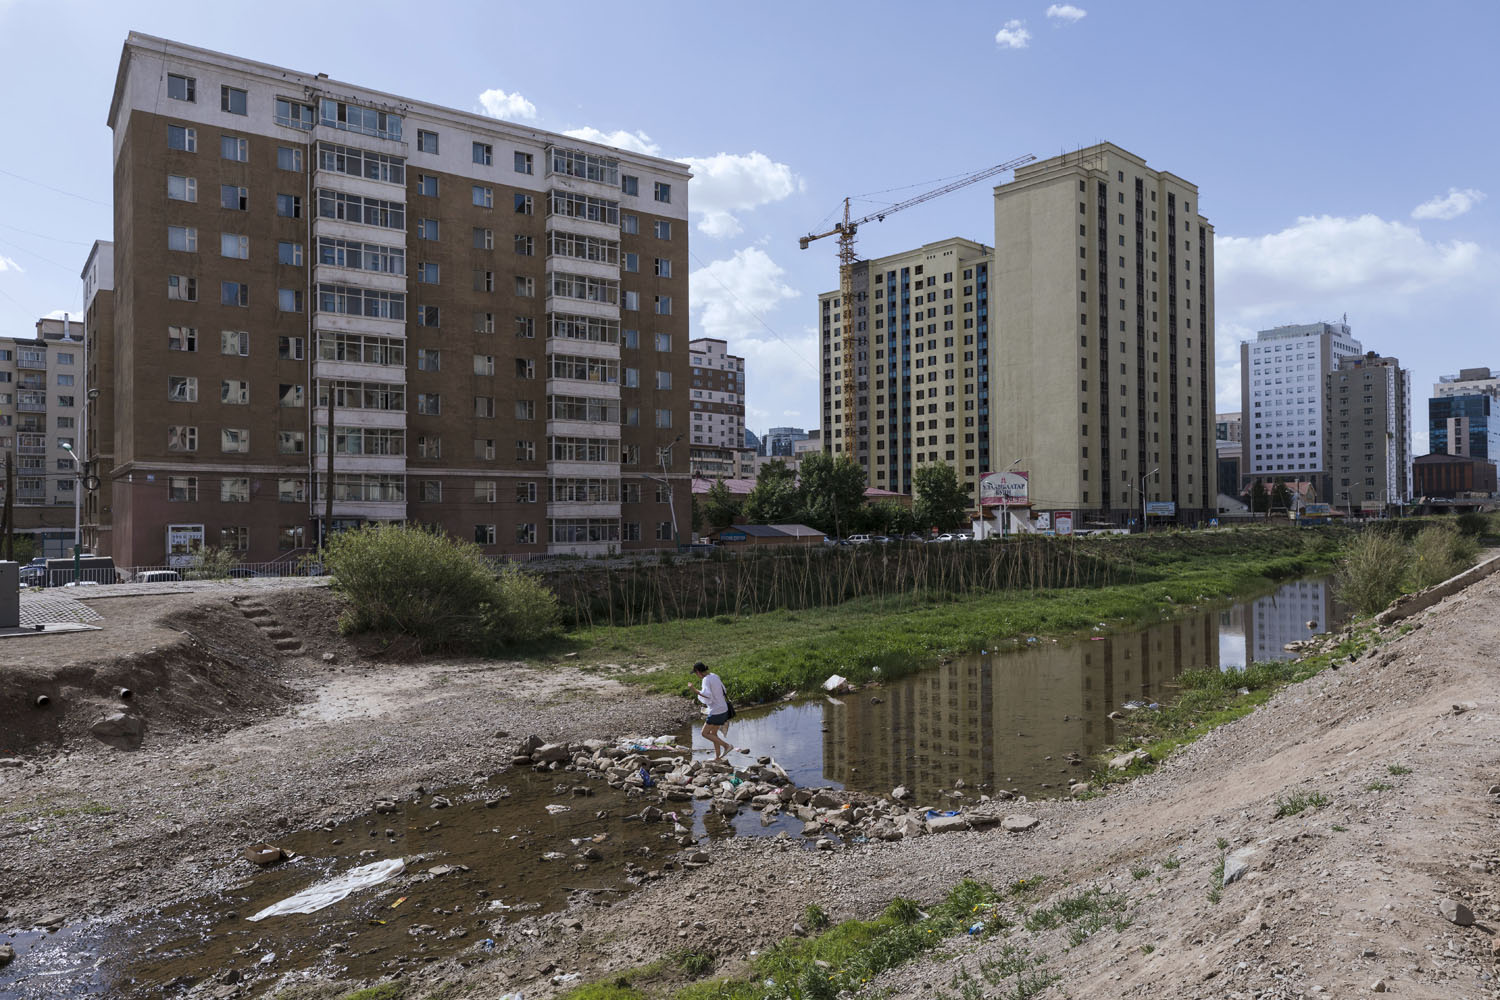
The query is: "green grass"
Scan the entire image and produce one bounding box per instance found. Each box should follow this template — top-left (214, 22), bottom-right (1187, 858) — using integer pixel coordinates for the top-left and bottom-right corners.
top-left (1130, 865), bottom-right (1150, 881)
top-left (560, 538), bottom-right (1342, 706)
top-left (1331, 824), bottom-right (1348, 832)
top-left (803, 904), bottom-right (831, 931)
top-left (1161, 856), bottom-right (1181, 870)
top-left (1387, 764), bottom-right (1412, 776)
top-left (1365, 780), bottom-right (1393, 792)
top-left (341, 986), bottom-right (403, 1000)
top-left (1274, 790), bottom-right (1330, 818)
top-left (1207, 851), bottom-right (1225, 905)
top-left (558, 983), bottom-right (647, 1000)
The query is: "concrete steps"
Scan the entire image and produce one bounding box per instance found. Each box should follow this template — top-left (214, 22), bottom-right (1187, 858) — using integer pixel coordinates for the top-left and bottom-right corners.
top-left (232, 599), bottom-right (304, 655)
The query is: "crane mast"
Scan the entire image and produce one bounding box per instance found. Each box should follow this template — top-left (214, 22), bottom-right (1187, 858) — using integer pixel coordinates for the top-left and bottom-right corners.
top-left (801, 154), bottom-right (1035, 463)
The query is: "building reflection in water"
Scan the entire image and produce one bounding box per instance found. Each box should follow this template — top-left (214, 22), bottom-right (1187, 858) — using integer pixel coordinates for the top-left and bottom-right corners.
top-left (1244, 578), bottom-right (1334, 663)
top-left (820, 612), bottom-right (1218, 801)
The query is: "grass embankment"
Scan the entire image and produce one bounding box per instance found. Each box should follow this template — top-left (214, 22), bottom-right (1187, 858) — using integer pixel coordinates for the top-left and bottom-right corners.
top-left (560, 530), bottom-right (1343, 705)
top-left (557, 877), bottom-right (1122, 1000)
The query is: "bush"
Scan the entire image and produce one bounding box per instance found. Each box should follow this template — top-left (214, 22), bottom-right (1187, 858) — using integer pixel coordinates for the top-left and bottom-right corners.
top-left (1407, 523), bottom-right (1477, 591)
top-left (1336, 530), bottom-right (1410, 615)
top-left (323, 524), bottom-right (560, 652)
top-left (184, 545), bottom-right (240, 580)
top-left (1455, 511), bottom-right (1489, 538)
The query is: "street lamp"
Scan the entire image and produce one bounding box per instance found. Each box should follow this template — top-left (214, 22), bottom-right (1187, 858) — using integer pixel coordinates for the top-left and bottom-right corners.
top-left (1136, 467), bottom-right (1159, 534)
top-left (60, 442), bottom-right (83, 581)
top-left (645, 434), bottom-right (684, 551)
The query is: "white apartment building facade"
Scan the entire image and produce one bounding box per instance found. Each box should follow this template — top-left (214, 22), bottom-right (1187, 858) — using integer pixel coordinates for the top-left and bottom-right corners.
top-left (687, 337), bottom-right (746, 480)
top-left (0, 318), bottom-right (87, 555)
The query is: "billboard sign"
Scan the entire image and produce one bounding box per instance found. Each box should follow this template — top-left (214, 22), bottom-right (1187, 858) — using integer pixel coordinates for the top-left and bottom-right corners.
top-left (1054, 511), bottom-right (1074, 536)
top-left (1034, 512), bottom-right (1051, 531)
top-left (1145, 501), bottom-right (1177, 517)
top-left (166, 523), bottom-right (204, 567)
top-left (979, 470), bottom-right (1029, 507)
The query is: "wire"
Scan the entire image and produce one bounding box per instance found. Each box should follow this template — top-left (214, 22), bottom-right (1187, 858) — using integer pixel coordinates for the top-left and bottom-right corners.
top-left (688, 249), bottom-right (819, 379)
top-left (0, 234), bottom-right (85, 275)
top-left (0, 223), bottom-right (94, 247)
top-left (0, 167), bottom-right (112, 208)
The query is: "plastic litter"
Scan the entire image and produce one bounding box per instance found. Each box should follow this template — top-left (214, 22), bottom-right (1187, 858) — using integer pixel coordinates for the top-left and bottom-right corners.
top-left (822, 674), bottom-right (848, 692)
top-left (968, 922), bottom-right (985, 934)
top-left (638, 766), bottom-right (656, 788)
top-left (247, 859), bottom-right (406, 921)
top-left (1090, 636), bottom-right (1105, 641)
top-left (925, 809), bottom-right (961, 819)
top-left (481, 938), bottom-right (496, 952)
top-left (545, 803), bottom-right (572, 814)
top-left (552, 972), bottom-right (581, 986)
top-left (390, 896), bottom-right (408, 908)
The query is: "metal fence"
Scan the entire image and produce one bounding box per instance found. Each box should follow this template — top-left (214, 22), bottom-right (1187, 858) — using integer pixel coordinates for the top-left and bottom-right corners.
top-left (22, 558), bottom-right (326, 588)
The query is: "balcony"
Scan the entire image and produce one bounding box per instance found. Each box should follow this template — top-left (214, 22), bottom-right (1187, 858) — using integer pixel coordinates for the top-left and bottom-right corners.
top-left (16, 356), bottom-right (46, 370)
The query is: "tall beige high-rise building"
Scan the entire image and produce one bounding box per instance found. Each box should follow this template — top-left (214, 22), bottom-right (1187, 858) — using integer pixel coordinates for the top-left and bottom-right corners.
top-left (817, 237), bottom-right (994, 497)
top-left (992, 144), bottom-right (1215, 525)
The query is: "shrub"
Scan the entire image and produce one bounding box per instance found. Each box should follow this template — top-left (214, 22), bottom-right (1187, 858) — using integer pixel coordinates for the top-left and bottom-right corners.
top-left (1336, 530), bottom-right (1410, 615)
top-left (1455, 511), bottom-right (1489, 537)
top-left (1406, 523), bottom-right (1477, 591)
top-left (323, 524), bottom-right (559, 652)
top-left (184, 545), bottom-right (240, 580)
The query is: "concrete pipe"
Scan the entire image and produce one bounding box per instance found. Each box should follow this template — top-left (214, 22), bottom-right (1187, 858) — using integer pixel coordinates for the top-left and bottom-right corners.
top-left (34, 695), bottom-right (51, 708)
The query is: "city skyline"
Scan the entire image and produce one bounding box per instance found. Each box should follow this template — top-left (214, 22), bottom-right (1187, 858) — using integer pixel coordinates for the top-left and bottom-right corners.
top-left (2, 2), bottom-right (1497, 460)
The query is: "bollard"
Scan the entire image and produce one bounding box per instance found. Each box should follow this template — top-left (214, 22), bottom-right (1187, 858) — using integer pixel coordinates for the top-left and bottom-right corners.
top-left (0, 561), bottom-right (18, 630)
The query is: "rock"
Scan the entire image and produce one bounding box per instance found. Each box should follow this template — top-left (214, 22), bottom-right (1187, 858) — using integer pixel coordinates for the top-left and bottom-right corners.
top-left (1452, 701), bottom-right (1478, 715)
top-left (1109, 749), bottom-right (1151, 770)
top-left (38, 913), bottom-right (66, 931)
top-left (687, 851), bottom-right (710, 864)
top-left (540, 851), bottom-right (567, 862)
top-left (811, 790), bottom-right (841, 810)
top-left (815, 838), bottom-right (835, 851)
top-left (516, 734), bottom-right (544, 755)
top-left (0, 758), bottom-right (25, 768)
top-left (639, 806), bottom-right (663, 823)
top-left (897, 814), bottom-right (925, 839)
top-left (1069, 783), bottom-right (1090, 797)
top-left (374, 799), bottom-right (398, 813)
top-left (533, 742), bottom-right (572, 763)
top-left (1488, 784), bottom-right (1500, 796)
top-left (966, 812), bottom-right (1001, 829)
top-left (581, 847), bottom-right (603, 861)
top-left (321, 652), bottom-right (335, 662)
top-left (430, 796), bottom-right (452, 809)
top-left (891, 785), bottom-right (912, 801)
top-left (1438, 898), bottom-right (1474, 926)
top-left (90, 712), bottom-right (145, 750)
top-left (241, 844), bottom-right (284, 866)
top-left (0, 944), bottom-right (13, 966)
top-left (1222, 847), bottom-right (1256, 885)
top-left (926, 814), bottom-right (968, 835)
top-left (1372, 980), bottom-right (1386, 993)
top-left (1002, 814), bottom-right (1040, 832)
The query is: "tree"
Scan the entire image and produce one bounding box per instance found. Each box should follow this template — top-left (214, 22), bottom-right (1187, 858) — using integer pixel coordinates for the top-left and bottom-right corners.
top-left (700, 478), bottom-right (740, 530)
top-left (798, 452), bottom-right (869, 537)
top-left (872, 499), bottom-right (917, 537)
top-left (1270, 480), bottom-right (1291, 514)
top-left (1249, 480), bottom-right (1268, 515)
top-left (743, 461), bottom-right (802, 524)
top-left (913, 463), bottom-right (970, 532)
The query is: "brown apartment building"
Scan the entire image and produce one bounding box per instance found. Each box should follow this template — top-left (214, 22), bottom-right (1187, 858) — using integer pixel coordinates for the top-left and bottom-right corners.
top-left (98, 33), bottom-right (692, 566)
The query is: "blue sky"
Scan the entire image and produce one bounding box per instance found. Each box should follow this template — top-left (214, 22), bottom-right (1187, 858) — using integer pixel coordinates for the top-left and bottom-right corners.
top-left (2, 0), bottom-right (1496, 454)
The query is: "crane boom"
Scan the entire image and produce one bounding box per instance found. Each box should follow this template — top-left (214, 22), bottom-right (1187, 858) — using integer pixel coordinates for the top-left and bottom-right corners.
top-left (800, 154), bottom-right (1036, 465)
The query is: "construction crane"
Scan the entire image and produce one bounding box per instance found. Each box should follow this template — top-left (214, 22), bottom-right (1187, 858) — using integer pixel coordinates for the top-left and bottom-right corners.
top-left (800, 154), bottom-right (1036, 458)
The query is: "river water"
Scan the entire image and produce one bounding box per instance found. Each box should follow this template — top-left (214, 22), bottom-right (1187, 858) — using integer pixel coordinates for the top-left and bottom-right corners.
top-left (0, 575), bottom-right (1343, 998)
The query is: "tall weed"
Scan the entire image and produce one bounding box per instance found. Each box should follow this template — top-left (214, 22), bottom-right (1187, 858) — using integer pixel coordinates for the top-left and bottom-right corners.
top-left (1336, 530), bottom-right (1410, 615)
top-left (1406, 523), bottom-right (1477, 590)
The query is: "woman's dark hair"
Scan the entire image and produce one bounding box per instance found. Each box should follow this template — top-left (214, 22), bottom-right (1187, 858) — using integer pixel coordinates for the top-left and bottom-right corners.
top-left (692, 662), bottom-right (708, 674)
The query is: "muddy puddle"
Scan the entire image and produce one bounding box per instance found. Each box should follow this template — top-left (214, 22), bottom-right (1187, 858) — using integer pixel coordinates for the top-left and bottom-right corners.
top-left (709, 576), bottom-right (1346, 804)
top-left (1, 576), bottom-right (1343, 998)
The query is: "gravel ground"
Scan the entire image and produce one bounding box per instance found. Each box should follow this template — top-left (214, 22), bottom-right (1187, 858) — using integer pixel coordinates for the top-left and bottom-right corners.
top-left (2, 573), bottom-right (1498, 999)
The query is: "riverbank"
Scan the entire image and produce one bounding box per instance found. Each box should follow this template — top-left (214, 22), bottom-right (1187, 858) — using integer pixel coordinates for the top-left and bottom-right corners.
top-left (564, 528), bottom-right (1343, 704)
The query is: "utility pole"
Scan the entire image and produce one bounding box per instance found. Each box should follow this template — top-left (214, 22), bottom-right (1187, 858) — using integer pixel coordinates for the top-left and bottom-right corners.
top-left (1, 452), bottom-right (13, 561)
top-left (323, 381), bottom-right (335, 550)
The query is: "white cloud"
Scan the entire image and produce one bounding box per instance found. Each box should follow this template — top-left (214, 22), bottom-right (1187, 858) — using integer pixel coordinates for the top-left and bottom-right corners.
top-left (1045, 4), bottom-right (1087, 22)
top-left (475, 88), bottom-right (537, 121)
top-left (0, 255), bottom-right (22, 273)
top-left (681, 152), bottom-right (802, 239)
top-left (561, 126), bottom-right (661, 156)
top-left (995, 20), bottom-right (1031, 48)
top-left (1411, 187), bottom-right (1486, 221)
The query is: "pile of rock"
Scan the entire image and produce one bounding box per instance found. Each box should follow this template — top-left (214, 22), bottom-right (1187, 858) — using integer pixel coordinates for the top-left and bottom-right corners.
top-left (509, 735), bottom-right (1042, 845)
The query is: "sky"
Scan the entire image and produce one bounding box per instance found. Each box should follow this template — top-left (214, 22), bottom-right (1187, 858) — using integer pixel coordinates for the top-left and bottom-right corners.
top-left (2, 0), bottom-right (1497, 457)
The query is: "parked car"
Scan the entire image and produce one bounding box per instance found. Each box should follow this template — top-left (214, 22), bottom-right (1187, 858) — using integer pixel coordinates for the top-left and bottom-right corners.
top-left (136, 570), bottom-right (183, 583)
top-left (19, 565), bottom-right (45, 587)
top-left (929, 533), bottom-right (957, 543)
top-left (870, 535), bottom-right (893, 544)
top-left (847, 534), bottom-right (872, 545)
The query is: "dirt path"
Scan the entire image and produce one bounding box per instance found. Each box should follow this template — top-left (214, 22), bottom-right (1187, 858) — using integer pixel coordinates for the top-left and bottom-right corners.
top-left (2, 573), bottom-right (1498, 999)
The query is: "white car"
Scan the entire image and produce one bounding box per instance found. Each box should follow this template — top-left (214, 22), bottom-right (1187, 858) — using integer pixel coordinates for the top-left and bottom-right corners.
top-left (136, 570), bottom-right (183, 583)
top-left (847, 534), bottom-right (872, 545)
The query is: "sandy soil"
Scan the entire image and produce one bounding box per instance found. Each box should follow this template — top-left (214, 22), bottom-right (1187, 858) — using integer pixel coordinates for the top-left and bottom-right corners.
top-left (2, 573), bottom-right (1498, 999)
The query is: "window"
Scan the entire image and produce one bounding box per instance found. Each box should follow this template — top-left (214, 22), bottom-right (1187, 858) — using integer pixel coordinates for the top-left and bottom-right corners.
top-left (417, 218), bottom-right (439, 240)
top-left (277, 336), bottom-right (304, 360)
top-left (220, 330), bottom-right (249, 356)
top-left (514, 193), bottom-right (533, 215)
top-left (654, 257), bottom-right (672, 278)
top-left (58, 374), bottom-right (75, 385)
top-left (654, 182), bottom-right (671, 203)
top-left (515, 276), bottom-right (535, 297)
top-left (621, 174), bottom-right (638, 196)
top-left (416, 348), bottom-right (440, 372)
top-left (654, 332), bottom-right (672, 352)
top-left (623, 290), bottom-right (639, 311)
top-left (168, 326), bottom-right (197, 351)
top-left (655, 371), bottom-right (672, 390)
top-left (474, 524), bottom-right (497, 545)
top-left (278, 288), bottom-right (303, 312)
top-left (623, 367), bottom-right (639, 388)
top-left (513, 235), bottom-right (533, 256)
top-left (656, 521), bottom-right (673, 541)
top-left (278, 524), bottom-right (306, 550)
top-left (278, 430), bottom-right (305, 454)
top-left (514, 151), bottom-right (533, 174)
top-left (416, 435), bottom-right (442, 458)
top-left (166, 426), bottom-right (197, 452)
top-left (417, 393), bottom-right (441, 415)
top-left (623, 252), bottom-right (639, 273)
top-left (417, 129), bottom-right (439, 153)
top-left (274, 98), bottom-right (315, 130)
top-left (473, 141), bottom-right (493, 165)
top-left (475, 438), bottom-right (495, 460)
top-left (317, 187), bottom-right (405, 228)
top-left (167, 226), bottom-right (197, 252)
top-left (417, 174), bottom-right (438, 197)
top-left (621, 213), bottom-right (638, 235)
top-left (220, 232), bottom-right (249, 259)
top-left (168, 376), bottom-right (198, 402)
top-left (511, 399), bottom-right (531, 419)
top-left (221, 281), bottom-right (249, 307)
top-left (621, 328), bottom-right (638, 349)
top-left (220, 184), bottom-right (248, 211)
top-left (513, 315), bottom-right (532, 338)
top-left (515, 481), bottom-right (538, 503)
top-left (278, 241), bottom-right (303, 266)
top-left (475, 396), bottom-right (496, 418)
top-left (655, 409), bottom-right (673, 428)
top-left (317, 142), bottom-right (405, 184)
top-left (515, 439), bottom-right (536, 461)
top-left (654, 295), bottom-right (672, 315)
top-left (279, 384), bottom-right (304, 407)
top-left (167, 73), bottom-right (195, 102)
top-left (515, 523), bottom-right (537, 544)
top-left (220, 85), bottom-right (248, 116)
top-left (515, 358), bottom-right (535, 379)
top-left (167, 175), bottom-right (197, 202)
top-left (316, 236), bottom-right (405, 275)
top-left (168, 124), bottom-right (196, 152)
top-left (653, 220), bottom-right (671, 240)
top-left (276, 193), bottom-right (301, 218)
top-left (319, 99), bottom-right (402, 140)
top-left (473, 184), bottom-right (493, 208)
top-left (473, 354), bottom-right (495, 375)
top-left (221, 428), bottom-right (249, 454)
top-left (220, 135), bottom-right (248, 161)
top-left (221, 379), bottom-right (249, 404)
top-left (473, 227), bottom-right (494, 250)
top-left (418, 305), bottom-right (441, 327)
top-left (167, 476), bottom-right (198, 502)
top-left (277, 146), bottom-right (303, 172)
top-left (417, 262), bottom-right (440, 284)
top-left (622, 522), bottom-right (640, 541)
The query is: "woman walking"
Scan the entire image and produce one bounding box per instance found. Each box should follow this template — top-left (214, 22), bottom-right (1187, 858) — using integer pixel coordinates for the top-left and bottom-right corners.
top-left (693, 662), bottom-right (737, 760)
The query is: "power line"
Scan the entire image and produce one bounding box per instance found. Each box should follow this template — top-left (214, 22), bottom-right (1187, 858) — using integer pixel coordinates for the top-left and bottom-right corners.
top-left (0, 222), bottom-right (94, 247)
top-left (687, 248), bottom-right (818, 379)
top-left (0, 166), bottom-right (112, 208)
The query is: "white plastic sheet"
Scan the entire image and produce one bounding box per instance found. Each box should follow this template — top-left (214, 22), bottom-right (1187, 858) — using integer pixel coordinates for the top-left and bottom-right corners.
top-left (247, 858), bottom-right (405, 921)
